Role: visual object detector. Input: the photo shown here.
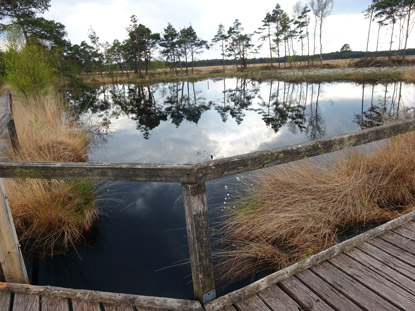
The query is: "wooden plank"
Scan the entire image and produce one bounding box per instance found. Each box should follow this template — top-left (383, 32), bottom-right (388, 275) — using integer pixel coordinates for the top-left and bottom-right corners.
top-left (358, 242), bottom-right (415, 280)
top-left (234, 295), bottom-right (272, 311)
top-left (103, 303), bottom-right (134, 311)
top-left (392, 226), bottom-right (415, 239)
top-left (205, 211), bottom-right (415, 311)
top-left (6, 92), bottom-right (19, 150)
top-left (196, 119), bottom-right (415, 181)
top-left (329, 254), bottom-right (415, 310)
top-left (402, 221), bottom-right (415, 232)
top-left (42, 296), bottom-right (69, 311)
top-left (0, 114), bottom-right (10, 137)
top-left (0, 282), bottom-right (203, 311)
top-left (182, 183), bottom-right (215, 304)
top-left (257, 285), bottom-right (302, 311)
top-left (13, 293), bottom-right (39, 311)
top-left (0, 179), bottom-right (29, 283)
top-left (72, 300), bottom-right (100, 311)
top-left (0, 291), bottom-right (11, 311)
top-left (311, 261), bottom-right (399, 311)
top-left (346, 248), bottom-right (415, 295)
top-left (0, 161), bottom-right (198, 183)
top-left (279, 276), bottom-right (334, 310)
top-left (380, 231), bottom-right (415, 256)
top-left (295, 269), bottom-right (361, 311)
top-left (367, 238), bottom-right (415, 267)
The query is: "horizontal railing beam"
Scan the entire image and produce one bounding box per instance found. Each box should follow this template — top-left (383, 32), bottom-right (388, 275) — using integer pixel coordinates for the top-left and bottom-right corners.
top-left (196, 118), bottom-right (415, 181)
top-left (0, 119), bottom-right (414, 183)
top-left (0, 162), bottom-right (198, 183)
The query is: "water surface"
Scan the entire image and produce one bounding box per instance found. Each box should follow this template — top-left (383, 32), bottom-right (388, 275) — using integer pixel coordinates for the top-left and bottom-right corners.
top-left (35, 79), bottom-right (415, 299)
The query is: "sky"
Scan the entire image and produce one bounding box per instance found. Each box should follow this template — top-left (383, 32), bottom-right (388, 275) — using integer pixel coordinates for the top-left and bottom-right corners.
top-left (34, 0), bottom-right (415, 59)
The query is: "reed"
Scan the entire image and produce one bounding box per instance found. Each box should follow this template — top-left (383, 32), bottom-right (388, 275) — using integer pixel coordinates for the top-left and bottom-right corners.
top-left (216, 132), bottom-right (415, 283)
top-left (4, 94), bottom-right (98, 257)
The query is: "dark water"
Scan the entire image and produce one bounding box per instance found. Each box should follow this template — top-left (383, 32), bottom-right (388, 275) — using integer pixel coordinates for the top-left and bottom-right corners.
top-left (33, 79), bottom-right (415, 299)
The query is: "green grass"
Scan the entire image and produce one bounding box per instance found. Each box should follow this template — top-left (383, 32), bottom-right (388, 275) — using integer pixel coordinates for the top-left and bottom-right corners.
top-left (84, 67), bottom-right (413, 86)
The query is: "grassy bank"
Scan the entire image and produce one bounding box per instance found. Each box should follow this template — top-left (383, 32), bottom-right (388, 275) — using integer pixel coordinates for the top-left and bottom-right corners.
top-left (83, 65), bottom-right (415, 86)
top-left (4, 94), bottom-right (98, 257)
top-left (216, 131), bottom-right (415, 283)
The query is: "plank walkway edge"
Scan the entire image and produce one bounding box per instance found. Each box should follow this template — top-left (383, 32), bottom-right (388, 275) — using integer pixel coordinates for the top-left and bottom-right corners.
top-left (0, 282), bottom-right (204, 311)
top-left (205, 210), bottom-right (415, 311)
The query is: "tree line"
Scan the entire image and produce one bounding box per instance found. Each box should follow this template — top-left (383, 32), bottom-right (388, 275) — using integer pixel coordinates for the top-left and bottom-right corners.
top-left (365, 0), bottom-right (415, 61)
top-left (1, 0), bottom-right (415, 86)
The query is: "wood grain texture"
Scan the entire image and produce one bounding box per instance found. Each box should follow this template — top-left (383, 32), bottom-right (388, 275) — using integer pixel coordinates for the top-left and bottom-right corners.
top-left (0, 291), bottom-right (10, 311)
top-left (182, 183), bottom-right (215, 304)
top-left (257, 285), bottom-right (302, 311)
top-left (0, 179), bottom-right (29, 284)
top-left (311, 261), bottom-right (399, 311)
top-left (380, 232), bottom-right (415, 256)
top-left (391, 226), bottom-right (415, 240)
top-left (358, 242), bottom-right (415, 280)
top-left (234, 295), bottom-right (271, 311)
top-left (295, 269), bottom-right (361, 311)
top-left (102, 303), bottom-right (134, 311)
top-left (72, 300), bottom-right (101, 311)
top-left (0, 282), bottom-right (203, 311)
top-left (0, 161), bottom-right (198, 183)
top-left (329, 254), bottom-right (415, 310)
top-left (13, 293), bottom-right (39, 311)
top-left (41, 296), bottom-right (69, 311)
top-left (280, 277), bottom-right (334, 310)
top-left (402, 221), bottom-right (415, 232)
top-left (346, 248), bottom-right (415, 294)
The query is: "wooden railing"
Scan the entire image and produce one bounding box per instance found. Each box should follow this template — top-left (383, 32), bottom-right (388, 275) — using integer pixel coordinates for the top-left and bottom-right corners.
top-left (1, 91), bottom-right (415, 305)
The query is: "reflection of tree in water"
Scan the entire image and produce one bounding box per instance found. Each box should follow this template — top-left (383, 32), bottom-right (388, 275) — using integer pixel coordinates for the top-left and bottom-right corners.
top-left (257, 81), bottom-right (307, 134)
top-left (119, 85), bottom-right (167, 139)
top-left (163, 82), bottom-right (211, 127)
top-left (215, 78), bottom-right (259, 124)
top-left (306, 83), bottom-right (326, 140)
top-left (354, 82), bottom-right (407, 130)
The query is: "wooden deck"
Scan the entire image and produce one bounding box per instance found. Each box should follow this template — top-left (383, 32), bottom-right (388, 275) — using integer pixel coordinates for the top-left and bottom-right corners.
top-left (0, 213), bottom-right (414, 311)
top-left (208, 214), bottom-right (415, 311)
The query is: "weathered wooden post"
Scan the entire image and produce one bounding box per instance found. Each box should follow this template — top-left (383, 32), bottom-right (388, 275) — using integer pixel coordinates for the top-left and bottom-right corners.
top-left (6, 92), bottom-right (20, 150)
top-left (0, 179), bottom-right (29, 284)
top-left (182, 182), bottom-right (216, 304)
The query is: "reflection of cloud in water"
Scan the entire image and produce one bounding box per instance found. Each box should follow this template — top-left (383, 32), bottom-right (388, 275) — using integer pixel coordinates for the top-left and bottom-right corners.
top-left (84, 80), bottom-right (415, 164)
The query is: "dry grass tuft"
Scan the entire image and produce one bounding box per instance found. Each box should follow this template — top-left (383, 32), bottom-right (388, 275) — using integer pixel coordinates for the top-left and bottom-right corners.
top-left (4, 94), bottom-right (98, 257)
top-left (217, 132), bottom-right (415, 283)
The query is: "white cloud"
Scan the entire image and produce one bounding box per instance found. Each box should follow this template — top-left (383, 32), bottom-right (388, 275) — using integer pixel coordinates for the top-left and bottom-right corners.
top-left (41, 0), bottom-right (414, 59)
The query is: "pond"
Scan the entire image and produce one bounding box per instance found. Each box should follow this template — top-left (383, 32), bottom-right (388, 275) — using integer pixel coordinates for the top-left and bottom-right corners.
top-left (32, 78), bottom-right (415, 300)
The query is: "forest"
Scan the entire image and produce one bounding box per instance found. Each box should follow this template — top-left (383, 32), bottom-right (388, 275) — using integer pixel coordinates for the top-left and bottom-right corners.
top-left (1, 0), bottom-right (415, 87)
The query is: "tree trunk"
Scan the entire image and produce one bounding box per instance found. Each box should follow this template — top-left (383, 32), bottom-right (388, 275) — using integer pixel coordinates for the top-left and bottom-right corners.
top-left (268, 25), bottom-right (273, 69)
top-left (319, 16), bottom-right (323, 65)
top-left (221, 39), bottom-right (225, 73)
top-left (403, 7), bottom-right (412, 62)
top-left (365, 8), bottom-right (374, 58)
top-left (388, 21), bottom-right (395, 61)
top-left (191, 49), bottom-right (195, 75)
top-left (375, 23), bottom-right (381, 58)
top-left (313, 16), bottom-right (317, 64)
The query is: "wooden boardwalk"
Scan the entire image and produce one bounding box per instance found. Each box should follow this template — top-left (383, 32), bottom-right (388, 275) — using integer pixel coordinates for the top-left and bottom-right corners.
top-left (207, 213), bottom-right (415, 311)
top-left (0, 213), bottom-right (413, 311)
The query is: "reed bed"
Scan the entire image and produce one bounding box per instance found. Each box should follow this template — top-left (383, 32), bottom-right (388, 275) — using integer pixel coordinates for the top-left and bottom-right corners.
top-left (4, 94), bottom-right (98, 257)
top-left (217, 132), bottom-right (415, 283)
